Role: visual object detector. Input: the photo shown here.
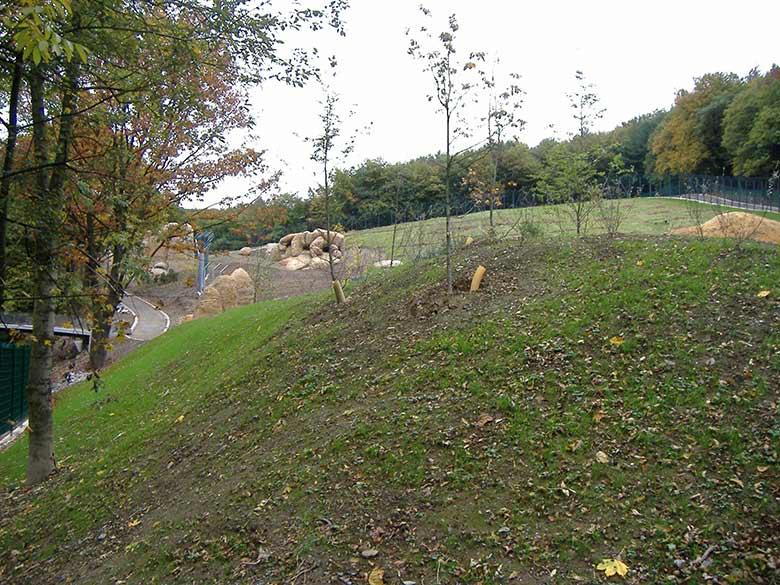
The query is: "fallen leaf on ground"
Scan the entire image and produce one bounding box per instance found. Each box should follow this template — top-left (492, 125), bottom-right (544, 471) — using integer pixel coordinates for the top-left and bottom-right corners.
top-left (595, 451), bottom-right (609, 464)
top-left (609, 336), bottom-right (624, 346)
top-left (756, 290), bottom-right (771, 298)
top-left (597, 558), bottom-right (628, 577)
top-left (368, 567), bottom-right (384, 585)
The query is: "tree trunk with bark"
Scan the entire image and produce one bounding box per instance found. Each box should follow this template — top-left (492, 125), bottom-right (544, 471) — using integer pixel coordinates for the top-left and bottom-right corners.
top-left (26, 60), bottom-right (81, 484)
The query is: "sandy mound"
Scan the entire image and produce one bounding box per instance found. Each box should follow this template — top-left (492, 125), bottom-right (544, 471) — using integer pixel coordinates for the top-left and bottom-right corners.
top-left (672, 212), bottom-right (780, 244)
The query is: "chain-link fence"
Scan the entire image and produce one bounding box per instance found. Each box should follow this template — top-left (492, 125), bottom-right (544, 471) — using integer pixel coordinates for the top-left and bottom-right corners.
top-left (340, 172), bottom-right (779, 236)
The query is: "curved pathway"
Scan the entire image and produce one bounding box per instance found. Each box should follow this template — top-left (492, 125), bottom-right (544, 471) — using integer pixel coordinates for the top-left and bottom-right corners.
top-left (123, 295), bottom-right (170, 341)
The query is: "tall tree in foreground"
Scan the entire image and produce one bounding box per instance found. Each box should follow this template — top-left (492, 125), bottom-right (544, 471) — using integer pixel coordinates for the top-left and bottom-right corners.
top-left (68, 48), bottom-right (264, 371)
top-left (4, 0), bottom-right (348, 485)
top-left (408, 7), bottom-right (483, 294)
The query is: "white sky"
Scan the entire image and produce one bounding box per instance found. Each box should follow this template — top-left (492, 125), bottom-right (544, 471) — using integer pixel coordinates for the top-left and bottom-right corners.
top-left (205, 0), bottom-right (780, 207)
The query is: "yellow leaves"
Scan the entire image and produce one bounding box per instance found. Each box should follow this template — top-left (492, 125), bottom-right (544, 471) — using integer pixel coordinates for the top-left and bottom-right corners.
top-left (175, 415), bottom-right (184, 424)
top-left (592, 410), bottom-right (606, 423)
top-left (635, 260), bottom-right (645, 267)
top-left (595, 451), bottom-right (609, 464)
top-left (127, 519), bottom-right (141, 528)
top-left (368, 567), bottom-right (384, 585)
top-left (597, 558), bottom-right (629, 578)
top-left (609, 336), bottom-right (624, 347)
top-left (756, 290), bottom-right (771, 298)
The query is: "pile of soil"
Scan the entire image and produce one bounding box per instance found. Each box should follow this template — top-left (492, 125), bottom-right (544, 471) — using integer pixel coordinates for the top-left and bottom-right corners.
top-left (672, 211), bottom-right (780, 244)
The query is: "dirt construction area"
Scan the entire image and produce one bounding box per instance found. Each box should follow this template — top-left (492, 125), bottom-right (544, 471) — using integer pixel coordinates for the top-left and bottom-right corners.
top-left (130, 245), bottom-right (385, 327)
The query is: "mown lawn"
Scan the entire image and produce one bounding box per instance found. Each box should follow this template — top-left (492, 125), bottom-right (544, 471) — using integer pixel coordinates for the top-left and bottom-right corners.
top-left (350, 197), bottom-right (780, 258)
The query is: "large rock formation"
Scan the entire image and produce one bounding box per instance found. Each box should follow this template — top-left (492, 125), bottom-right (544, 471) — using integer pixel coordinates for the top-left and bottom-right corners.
top-left (192, 267), bottom-right (255, 320)
top-left (277, 228), bottom-right (346, 271)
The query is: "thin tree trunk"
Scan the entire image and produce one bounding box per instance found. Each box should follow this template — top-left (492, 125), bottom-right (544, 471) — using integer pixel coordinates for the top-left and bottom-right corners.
top-left (26, 59), bottom-right (80, 485)
top-left (445, 110), bottom-right (453, 295)
top-left (0, 53), bottom-right (23, 310)
top-left (323, 144), bottom-right (343, 304)
top-left (489, 146), bottom-right (498, 232)
top-left (390, 175), bottom-right (400, 266)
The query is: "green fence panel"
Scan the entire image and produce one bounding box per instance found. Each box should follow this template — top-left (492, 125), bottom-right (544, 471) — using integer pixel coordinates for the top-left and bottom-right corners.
top-left (0, 343), bottom-right (30, 434)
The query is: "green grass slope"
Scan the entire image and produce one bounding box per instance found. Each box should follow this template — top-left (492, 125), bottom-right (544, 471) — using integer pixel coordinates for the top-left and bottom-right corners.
top-left (1, 235), bottom-right (779, 585)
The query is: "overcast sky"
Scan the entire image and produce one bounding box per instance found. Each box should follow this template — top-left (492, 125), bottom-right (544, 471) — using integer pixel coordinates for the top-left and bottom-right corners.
top-left (205, 0), bottom-right (780, 207)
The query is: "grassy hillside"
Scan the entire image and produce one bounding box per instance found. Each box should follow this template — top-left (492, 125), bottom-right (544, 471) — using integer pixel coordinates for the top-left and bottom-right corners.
top-left (351, 198), bottom-right (780, 258)
top-left (1, 235), bottom-right (779, 584)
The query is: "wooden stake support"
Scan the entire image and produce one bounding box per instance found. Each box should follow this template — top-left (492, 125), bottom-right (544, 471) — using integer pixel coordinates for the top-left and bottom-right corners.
top-left (470, 265), bottom-right (486, 292)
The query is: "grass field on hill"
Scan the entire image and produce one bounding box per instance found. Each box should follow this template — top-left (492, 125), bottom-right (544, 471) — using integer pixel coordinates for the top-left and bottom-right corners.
top-left (1, 234), bottom-right (779, 584)
top-left (350, 197), bottom-right (780, 259)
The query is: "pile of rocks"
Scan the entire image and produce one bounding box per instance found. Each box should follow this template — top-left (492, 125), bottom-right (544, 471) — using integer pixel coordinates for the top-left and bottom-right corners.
top-left (276, 228), bottom-right (346, 271)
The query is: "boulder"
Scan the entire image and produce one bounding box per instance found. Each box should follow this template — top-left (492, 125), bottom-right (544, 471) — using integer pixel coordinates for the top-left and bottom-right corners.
top-left (212, 274), bottom-right (238, 311)
top-left (309, 256), bottom-right (330, 270)
top-left (289, 233), bottom-right (305, 256)
top-left (275, 228), bottom-right (346, 270)
top-left (238, 246), bottom-right (253, 256)
top-left (279, 255), bottom-right (311, 271)
top-left (310, 236), bottom-right (327, 253)
top-left (195, 286), bottom-right (223, 318)
top-left (231, 268), bottom-right (254, 305)
top-left (263, 243), bottom-right (282, 261)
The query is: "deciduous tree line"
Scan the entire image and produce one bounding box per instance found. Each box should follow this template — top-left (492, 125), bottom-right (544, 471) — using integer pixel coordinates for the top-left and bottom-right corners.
top-left (212, 65), bottom-right (778, 248)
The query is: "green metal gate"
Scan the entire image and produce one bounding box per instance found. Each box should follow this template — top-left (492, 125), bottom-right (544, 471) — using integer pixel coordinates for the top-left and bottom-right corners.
top-left (0, 343), bottom-right (30, 434)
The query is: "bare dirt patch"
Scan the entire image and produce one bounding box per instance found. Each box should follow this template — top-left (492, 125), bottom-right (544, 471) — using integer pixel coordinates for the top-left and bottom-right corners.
top-left (672, 211), bottom-right (780, 244)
